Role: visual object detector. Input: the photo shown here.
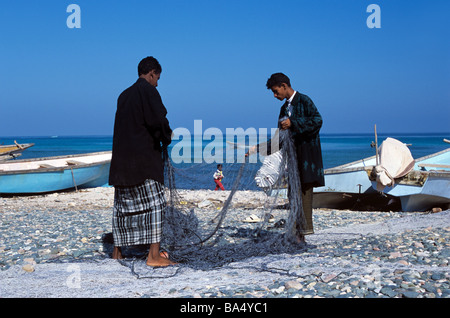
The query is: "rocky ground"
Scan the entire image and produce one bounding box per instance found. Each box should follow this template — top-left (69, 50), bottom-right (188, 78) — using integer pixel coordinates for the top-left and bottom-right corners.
top-left (0, 187), bottom-right (449, 298)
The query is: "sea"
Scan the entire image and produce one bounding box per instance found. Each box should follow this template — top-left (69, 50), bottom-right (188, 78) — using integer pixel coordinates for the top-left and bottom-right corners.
top-left (1, 133), bottom-right (449, 191)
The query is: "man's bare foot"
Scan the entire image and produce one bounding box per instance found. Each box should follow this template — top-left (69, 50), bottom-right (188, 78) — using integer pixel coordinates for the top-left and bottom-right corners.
top-left (296, 234), bottom-right (306, 245)
top-left (112, 246), bottom-right (123, 259)
top-left (146, 243), bottom-right (177, 267)
top-left (146, 255), bottom-right (176, 267)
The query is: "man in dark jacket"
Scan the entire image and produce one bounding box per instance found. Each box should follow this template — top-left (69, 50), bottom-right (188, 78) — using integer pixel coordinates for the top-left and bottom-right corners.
top-left (249, 73), bottom-right (324, 244)
top-left (109, 56), bottom-right (174, 267)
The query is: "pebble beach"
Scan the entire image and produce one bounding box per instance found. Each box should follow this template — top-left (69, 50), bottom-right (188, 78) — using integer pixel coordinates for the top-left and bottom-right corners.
top-left (0, 187), bottom-right (449, 299)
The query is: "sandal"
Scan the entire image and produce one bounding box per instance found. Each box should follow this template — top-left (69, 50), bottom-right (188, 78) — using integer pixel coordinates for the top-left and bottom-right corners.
top-left (243, 214), bottom-right (261, 223)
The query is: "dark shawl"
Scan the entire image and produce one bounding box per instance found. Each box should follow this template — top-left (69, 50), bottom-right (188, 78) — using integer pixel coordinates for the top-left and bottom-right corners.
top-left (285, 92), bottom-right (324, 187)
top-left (109, 78), bottom-right (172, 186)
top-left (263, 92), bottom-right (325, 188)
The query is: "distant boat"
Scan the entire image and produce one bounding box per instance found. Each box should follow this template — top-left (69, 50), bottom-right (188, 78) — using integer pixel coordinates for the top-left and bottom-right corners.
top-left (0, 142), bottom-right (34, 161)
top-left (370, 147), bottom-right (450, 212)
top-left (0, 151), bottom-right (111, 194)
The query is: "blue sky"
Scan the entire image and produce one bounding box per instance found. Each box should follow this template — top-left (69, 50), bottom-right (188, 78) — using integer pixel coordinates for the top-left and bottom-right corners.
top-left (0, 0), bottom-right (448, 136)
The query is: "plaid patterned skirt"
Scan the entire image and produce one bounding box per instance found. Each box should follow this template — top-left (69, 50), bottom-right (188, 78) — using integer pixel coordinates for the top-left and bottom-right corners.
top-left (112, 179), bottom-right (166, 246)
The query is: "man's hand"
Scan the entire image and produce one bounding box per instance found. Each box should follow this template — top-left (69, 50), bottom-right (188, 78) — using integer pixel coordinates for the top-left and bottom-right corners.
top-left (280, 118), bottom-right (291, 130)
top-left (245, 145), bottom-right (258, 157)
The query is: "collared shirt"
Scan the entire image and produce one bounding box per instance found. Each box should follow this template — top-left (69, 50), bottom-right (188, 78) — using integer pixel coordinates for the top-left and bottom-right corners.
top-left (286, 91), bottom-right (297, 116)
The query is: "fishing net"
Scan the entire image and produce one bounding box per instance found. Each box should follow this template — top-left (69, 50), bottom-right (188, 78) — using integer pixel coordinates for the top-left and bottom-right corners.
top-left (154, 126), bottom-right (308, 271)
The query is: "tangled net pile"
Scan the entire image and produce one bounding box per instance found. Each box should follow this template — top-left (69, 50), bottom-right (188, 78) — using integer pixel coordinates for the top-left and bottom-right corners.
top-left (158, 128), bottom-right (308, 270)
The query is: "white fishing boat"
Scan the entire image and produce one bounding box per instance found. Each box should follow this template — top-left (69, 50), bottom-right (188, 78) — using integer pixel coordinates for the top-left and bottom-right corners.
top-left (0, 151), bottom-right (111, 194)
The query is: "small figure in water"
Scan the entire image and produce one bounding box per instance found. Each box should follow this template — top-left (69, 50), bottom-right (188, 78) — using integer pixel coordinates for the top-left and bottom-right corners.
top-left (213, 164), bottom-right (225, 191)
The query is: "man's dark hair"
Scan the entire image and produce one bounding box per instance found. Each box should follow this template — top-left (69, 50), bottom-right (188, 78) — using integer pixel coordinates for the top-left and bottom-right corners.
top-left (266, 73), bottom-right (291, 89)
top-left (138, 56), bottom-right (162, 76)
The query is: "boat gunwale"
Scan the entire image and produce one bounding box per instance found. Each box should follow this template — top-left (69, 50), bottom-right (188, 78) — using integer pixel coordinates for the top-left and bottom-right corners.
top-left (427, 170), bottom-right (450, 178)
top-left (324, 154), bottom-right (376, 175)
top-left (0, 151), bottom-right (111, 175)
top-left (325, 165), bottom-right (375, 175)
top-left (414, 147), bottom-right (450, 163)
top-left (325, 147), bottom-right (450, 175)
top-left (0, 150), bottom-right (111, 163)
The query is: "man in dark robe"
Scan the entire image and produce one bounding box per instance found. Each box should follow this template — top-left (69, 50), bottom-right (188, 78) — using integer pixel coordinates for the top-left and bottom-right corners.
top-left (109, 56), bottom-right (174, 267)
top-left (249, 73), bottom-right (324, 244)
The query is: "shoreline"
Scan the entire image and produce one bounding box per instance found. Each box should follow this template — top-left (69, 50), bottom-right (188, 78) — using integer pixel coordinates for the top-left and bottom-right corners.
top-left (0, 187), bottom-right (449, 298)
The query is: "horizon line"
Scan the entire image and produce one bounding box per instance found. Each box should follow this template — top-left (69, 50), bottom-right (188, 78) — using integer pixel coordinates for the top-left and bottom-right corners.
top-left (1, 131), bottom-right (449, 139)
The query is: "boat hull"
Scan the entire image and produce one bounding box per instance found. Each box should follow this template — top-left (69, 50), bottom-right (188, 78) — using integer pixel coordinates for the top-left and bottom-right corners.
top-left (313, 167), bottom-right (378, 209)
top-left (267, 156), bottom-right (382, 209)
top-left (371, 148), bottom-right (450, 211)
top-left (374, 172), bottom-right (450, 212)
top-left (268, 165), bottom-right (393, 210)
top-left (315, 168), bottom-right (376, 195)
